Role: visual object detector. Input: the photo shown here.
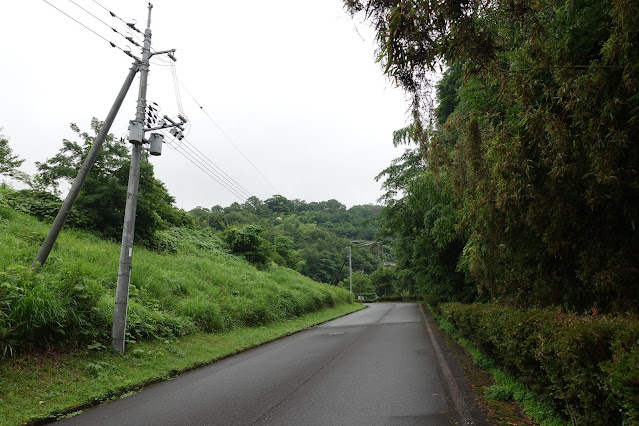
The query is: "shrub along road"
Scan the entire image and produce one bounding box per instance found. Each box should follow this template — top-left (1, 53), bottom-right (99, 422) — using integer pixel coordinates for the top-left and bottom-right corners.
top-left (59, 303), bottom-right (462, 425)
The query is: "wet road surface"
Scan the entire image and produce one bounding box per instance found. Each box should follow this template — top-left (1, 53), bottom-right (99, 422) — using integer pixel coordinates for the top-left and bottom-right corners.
top-left (60, 303), bottom-right (453, 425)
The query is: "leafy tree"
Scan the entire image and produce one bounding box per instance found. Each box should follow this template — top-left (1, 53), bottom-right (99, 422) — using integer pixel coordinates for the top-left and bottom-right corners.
top-left (188, 196), bottom-right (388, 285)
top-left (265, 195), bottom-right (294, 215)
top-left (36, 119), bottom-right (189, 244)
top-left (0, 131), bottom-right (29, 184)
top-left (224, 224), bottom-right (273, 269)
top-left (370, 266), bottom-right (398, 297)
top-left (346, 0), bottom-right (639, 311)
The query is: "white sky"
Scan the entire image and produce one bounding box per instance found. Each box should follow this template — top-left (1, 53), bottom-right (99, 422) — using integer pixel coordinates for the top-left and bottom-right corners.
top-left (0, 1), bottom-right (409, 210)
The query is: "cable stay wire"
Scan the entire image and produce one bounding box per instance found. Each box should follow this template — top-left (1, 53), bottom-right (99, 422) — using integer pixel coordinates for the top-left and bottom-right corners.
top-left (66, 0), bottom-right (141, 49)
top-left (162, 134), bottom-right (250, 203)
top-left (166, 71), bottom-right (281, 195)
top-left (42, 0), bottom-right (134, 57)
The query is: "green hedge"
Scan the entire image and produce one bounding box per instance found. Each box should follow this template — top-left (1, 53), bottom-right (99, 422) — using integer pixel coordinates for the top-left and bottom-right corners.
top-left (376, 295), bottom-right (423, 302)
top-left (438, 303), bottom-right (639, 425)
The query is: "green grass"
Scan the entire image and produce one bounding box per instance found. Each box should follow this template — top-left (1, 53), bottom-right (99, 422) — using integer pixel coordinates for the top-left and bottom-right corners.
top-left (0, 196), bottom-right (361, 424)
top-left (427, 305), bottom-right (562, 426)
top-left (0, 205), bottom-right (354, 356)
top-left (0, 303), bottom-right (363, 425)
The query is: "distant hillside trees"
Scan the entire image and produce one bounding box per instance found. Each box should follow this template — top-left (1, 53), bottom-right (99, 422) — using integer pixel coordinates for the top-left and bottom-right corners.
top-left (189, 197), bottom-right (386, 284)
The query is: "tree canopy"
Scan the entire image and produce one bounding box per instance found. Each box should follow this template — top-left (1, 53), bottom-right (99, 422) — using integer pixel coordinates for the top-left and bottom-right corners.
top-left (34, 119), bottom-right (191, 245)
top-left (190, 196), bottom-right (386, 284)
top-left (0, 131), bottom-right (28, 184)
top-left (347, 0), bottom-right (639, 311)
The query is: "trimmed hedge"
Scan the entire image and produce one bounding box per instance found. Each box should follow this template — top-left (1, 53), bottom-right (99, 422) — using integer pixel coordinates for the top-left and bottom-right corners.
top-left (376, 295), bottom-right (423, 302)
top-left (438, 303), bottom-right (639, 425)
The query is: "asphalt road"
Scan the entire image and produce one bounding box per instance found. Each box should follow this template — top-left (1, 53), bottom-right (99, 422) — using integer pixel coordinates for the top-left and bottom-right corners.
top-left (60, 303), bottom-right (454, 425)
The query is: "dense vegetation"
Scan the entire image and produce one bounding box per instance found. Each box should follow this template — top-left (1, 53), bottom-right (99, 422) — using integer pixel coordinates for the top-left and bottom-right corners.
top-left (346, 0), bottom-right (639, 312)
top-left (1, 121), bottom-right (389, 290)
top-left (344, 0), bottom-right (639, 423)
top-left (0, 197), bottom-right (353, 357)
top-left (0, 123), bottom-right (387, 358)
top-left (437, 302), bottom-right (639, 424)
top-left (189, 197), bottom-right (388, 288)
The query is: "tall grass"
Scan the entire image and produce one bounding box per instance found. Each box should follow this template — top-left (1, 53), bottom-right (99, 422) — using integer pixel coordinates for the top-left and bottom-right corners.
top-left (0, 205), bottom-right (353, 357)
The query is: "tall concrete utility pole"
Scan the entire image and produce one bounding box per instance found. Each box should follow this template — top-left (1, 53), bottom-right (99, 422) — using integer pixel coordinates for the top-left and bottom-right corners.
top-left (111, 3), bottom-right (181, 354)
top-left (111, 3), bottom-right (153, 355)
top-left (31, 63), bottom-right (140, 269)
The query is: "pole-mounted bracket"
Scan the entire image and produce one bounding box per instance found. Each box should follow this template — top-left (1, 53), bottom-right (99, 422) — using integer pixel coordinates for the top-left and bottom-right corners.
top-left (150, 48), bottom-right (177, 62)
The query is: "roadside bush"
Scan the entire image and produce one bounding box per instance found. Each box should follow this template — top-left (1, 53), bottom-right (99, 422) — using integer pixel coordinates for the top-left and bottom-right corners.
top-left (439, 303), bottom-right (639, 424)
top-left (4, 189), bottom-right (87, 228)
top-left (0, 264), bottom-right (103, 355)
top-left (151, 227), bottom-right (227, 255)
top-left (224, 225), bottom-right (274, 269)
top-left (376, 294), bottom-right (425, 302)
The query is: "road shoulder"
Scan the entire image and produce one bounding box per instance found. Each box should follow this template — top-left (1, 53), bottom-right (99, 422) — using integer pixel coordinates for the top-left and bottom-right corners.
top-left (420, 304), bottom-right (533, 425)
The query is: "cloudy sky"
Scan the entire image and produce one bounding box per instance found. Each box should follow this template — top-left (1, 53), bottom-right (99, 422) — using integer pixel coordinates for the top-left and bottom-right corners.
top-left (0, 1), bottom-right (410, 210)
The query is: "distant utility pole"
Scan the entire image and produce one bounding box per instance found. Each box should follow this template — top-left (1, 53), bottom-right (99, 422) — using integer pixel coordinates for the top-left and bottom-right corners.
top-left (349, 246), bottom-right (353, 293)
top-left (31, 63), bottom-right (140, 269)
top-left (112, 3), bottom-right (184, 354)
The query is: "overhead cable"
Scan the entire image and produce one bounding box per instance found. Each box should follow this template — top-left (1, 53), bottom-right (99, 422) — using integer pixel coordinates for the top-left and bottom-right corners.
top-left (180, 136), bottom-right (252, 199)
top-left (67, 0), bottom-right (140, 48)
top-left (170, 73), bottom-right (281, 195)
top-left (42, 0), bottom-right (134, 58)
top-left (91, 0), bottom-right (143, 35)
top-left (177, 136), bottom-right (253, 200)
top-left (160, 130), bottom-right (253, 200)
top-left (163, 135), bottom-right (250, 203)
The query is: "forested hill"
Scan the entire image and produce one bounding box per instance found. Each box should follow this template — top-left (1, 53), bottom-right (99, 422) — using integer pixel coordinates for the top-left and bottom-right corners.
top-left (189, 197), bottom-right (387, 284)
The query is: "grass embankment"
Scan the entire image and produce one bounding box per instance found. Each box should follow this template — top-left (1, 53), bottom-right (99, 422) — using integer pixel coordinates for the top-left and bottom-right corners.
top-left (0, 206), bottom-right (360, 424)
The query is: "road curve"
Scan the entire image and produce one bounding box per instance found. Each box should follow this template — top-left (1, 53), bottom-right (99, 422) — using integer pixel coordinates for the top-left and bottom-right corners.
top-left (59, 303), bottom-right (454, 425)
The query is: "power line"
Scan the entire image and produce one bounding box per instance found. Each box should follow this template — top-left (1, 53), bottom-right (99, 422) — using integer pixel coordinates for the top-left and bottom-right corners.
top-left (67, 0), bottom-right (141, 49)
top-left (91, 0), bottom-right (144, 36)
top-left (42, 0), bottom-right (134, 57)
top-left (164, 135), bottom-right (250, 203)
top-left (168, 72), bottom-right (281, 195)
top-left (180, 136), bottom-right (253, 199)
top-left (169, 62), bottom-right (184, 114)
top-left (160, 130), bottom-right (253, 200)
top-left (178, 138), bottom-right (253, 200)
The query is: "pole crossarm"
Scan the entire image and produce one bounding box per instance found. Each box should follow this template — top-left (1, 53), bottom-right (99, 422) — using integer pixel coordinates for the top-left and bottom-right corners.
top-left (144, 114), bottom-right (186, 132)
top-left (150, 48), bottom-right (177, 60)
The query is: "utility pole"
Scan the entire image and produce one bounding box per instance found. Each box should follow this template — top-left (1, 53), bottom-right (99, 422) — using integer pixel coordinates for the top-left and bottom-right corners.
top-left (31, 63), bottom-right (140, 269)
top-left (348, 245), bottom-right (353, 293)
top-left (112, 3), bottom-right (182, 354)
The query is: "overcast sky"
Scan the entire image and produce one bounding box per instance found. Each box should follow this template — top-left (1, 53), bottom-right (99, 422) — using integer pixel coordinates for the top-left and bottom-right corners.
top-left (0, 1), bottom-right (410, 210)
